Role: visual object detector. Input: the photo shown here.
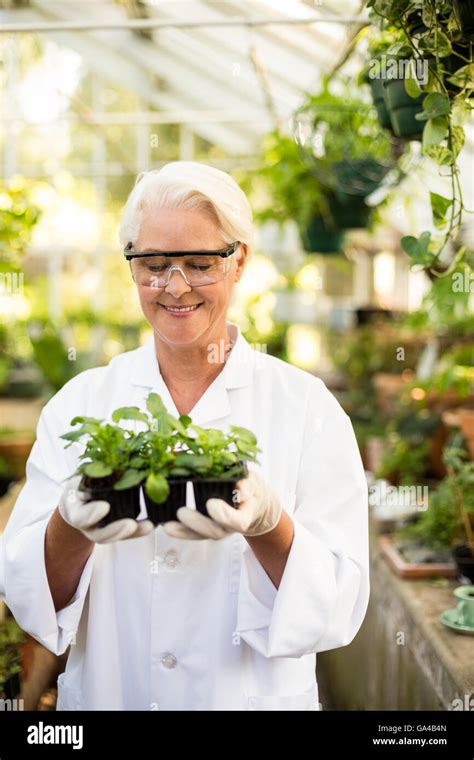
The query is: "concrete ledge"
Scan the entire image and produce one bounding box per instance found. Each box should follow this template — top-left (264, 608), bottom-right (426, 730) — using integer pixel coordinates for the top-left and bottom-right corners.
top-left (317, 529), bottom-right (474, 710)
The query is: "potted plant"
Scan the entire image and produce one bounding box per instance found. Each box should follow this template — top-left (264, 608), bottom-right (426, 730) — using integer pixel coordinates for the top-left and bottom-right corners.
top-left (0, 617), bottom-right (26, 701)
top-left (61, 407), bottom-right (150, 527)
top-left (366, 0), bottom-right (474, 272)
top-left (293, 81), bottom-right (396, 198)
top-left (361, 53), bottom-right (394, 131)
top-left (399, 447), bottom-right (474, 581)
top-left (0, 453), bottom-right (16, 498)
top-left (179, 423), bottom-right (260, 515)
top-left (249, 130), bottom-right (346, 254)
top-left (382, 61), bottom-right (426, 139)
top-left (62, 392), bottom-right (261, 527)
top-left (300, 209), bottom-right (345, 254)
top-left (376, 433), bottom-right (430, 486)
top-left (142, 406), bottom-right (260, 520)
top-left (138, 393), bottom-right (193, 525)
top-left (0, 428), bottom-right (35, 479)
top-left (360, 26), bottom-right (419, 133)
top-left (246, 100), bottom-right (394, 255)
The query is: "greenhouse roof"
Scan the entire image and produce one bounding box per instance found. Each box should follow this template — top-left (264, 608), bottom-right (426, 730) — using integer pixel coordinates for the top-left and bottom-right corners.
top-left (1, 0), bottom-right (367, 155)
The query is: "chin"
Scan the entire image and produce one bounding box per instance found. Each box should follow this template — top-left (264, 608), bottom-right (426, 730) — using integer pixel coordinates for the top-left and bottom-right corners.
top-left (152, 314), bottom-right (210, 347)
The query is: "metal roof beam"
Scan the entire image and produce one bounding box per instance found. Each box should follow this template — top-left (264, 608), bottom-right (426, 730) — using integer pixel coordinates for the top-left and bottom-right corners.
top-left (29, 1), bottom-right (275, 123)
top-left (1, 7), bottom-right (259, 154)
top-left (0, 13), bottom-right (366, 33)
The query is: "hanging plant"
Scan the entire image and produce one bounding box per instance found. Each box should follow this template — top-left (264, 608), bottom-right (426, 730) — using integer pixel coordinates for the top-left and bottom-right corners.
top-left (359, 27), bottom-right (426, 137)
top-left (0, 179), bottom-right (41, 272)
top-left (246, 81), bottom-right (408, 254)
top-left (292, 79), bottom-right (398, 199)
top-left (366, 0), bottom-right (474, 274)
top-left (245, 130), bottom-right (347, 254)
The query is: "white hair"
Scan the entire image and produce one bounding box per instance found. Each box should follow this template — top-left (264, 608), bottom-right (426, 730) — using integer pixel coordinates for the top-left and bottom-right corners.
top-left (119, 161), bottom-right (254, 250)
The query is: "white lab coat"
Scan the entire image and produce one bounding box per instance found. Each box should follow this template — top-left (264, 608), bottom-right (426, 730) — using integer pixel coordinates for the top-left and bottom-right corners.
top-left (2, 322), bottom-right (369, 711)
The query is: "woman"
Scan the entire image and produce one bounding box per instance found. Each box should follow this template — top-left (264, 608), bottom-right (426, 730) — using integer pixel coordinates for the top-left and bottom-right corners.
top-left (3, 161), bottom-right (369, 711)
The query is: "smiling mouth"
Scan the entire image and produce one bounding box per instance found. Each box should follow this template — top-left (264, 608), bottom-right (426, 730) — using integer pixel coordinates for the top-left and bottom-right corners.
top-left (160, 303), bottom-right (203, 313)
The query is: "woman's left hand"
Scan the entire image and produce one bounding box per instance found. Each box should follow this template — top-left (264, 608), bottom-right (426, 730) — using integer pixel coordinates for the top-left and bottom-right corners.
top-left (163, 470), bottom-right (282, 540)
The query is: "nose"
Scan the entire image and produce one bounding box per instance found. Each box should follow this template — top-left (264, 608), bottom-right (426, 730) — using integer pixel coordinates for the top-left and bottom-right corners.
top-left (164, 267), bottom-right (192, 298)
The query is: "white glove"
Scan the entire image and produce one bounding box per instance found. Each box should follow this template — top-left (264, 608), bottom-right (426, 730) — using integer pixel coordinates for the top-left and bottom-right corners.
top-left (163, 470), bottom-right (282, 541)
top-left (59, 476), bottom-right (154, 544)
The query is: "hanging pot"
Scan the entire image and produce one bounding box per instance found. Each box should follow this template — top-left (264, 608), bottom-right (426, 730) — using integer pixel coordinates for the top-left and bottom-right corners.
top-left (382, 78), bottom-right (424, 139)
top-left (453, 0), bottom-right (474, 40)
top-left (329, 192), bottom-right (372, 229)
top-left (367, 76), bottom-right (393, 131)
top-left (299, 216), bottom-right (345, 254)
top-left (332, 158), bottom-right (389, 197)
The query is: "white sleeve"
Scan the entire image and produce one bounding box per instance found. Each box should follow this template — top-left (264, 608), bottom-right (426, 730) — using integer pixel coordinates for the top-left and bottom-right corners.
top-left (236, 381), bottom-right (370, 658)
top-left (2, 387), bottom-right (94, 655)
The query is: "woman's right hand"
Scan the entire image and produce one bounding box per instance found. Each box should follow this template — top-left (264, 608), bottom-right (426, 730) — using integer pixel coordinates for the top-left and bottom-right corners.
top-left (59, 476), bottom-right (154, 544)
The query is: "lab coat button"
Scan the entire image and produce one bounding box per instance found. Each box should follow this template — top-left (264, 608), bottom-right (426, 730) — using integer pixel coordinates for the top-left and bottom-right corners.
top-left (164, 550), bottom-right (179, 569)
top-left (161, 653), bottom-right (177, 669)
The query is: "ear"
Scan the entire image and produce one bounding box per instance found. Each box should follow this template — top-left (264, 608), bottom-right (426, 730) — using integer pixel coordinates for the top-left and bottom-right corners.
top-left (233, 244), bottom-right (249, 283)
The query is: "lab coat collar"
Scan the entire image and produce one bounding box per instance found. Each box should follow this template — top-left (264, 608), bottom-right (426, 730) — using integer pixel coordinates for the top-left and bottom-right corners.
top-left (130, 322), bottom-right (255, 424)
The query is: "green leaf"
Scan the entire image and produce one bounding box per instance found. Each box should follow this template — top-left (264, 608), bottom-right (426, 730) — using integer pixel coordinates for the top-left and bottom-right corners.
top-left (451, 125), bottom-right (465, 159)
top-left (422, 116), bottom-right (449, 153)
top-left (401, 232), bottom-right (434, 266)
top-left (179, 415), bottom-right (192, 429)
top-left (189, 423), bottom-right (205, 436)
top-left (418, 30), bottom-right (452, 58)
top-left (145, 472), bottom-right (170, 504)
top-left (111, 407), bottom-right (149, 424)
top-left (423, 145), bottom-right (452, 165)
top-left (83, 461), bottom-right (113, 478)
top-left (416, 93), bottom-right (450, 121)
top-left (430, 192), bottom-right (453, 230)
top-left (173, 453), bottom-right (212, 471)
top-left (114, 469), bottom-right (146, 490)
top-left (221, 452), bottom-right (238, 464)
top-left (60, 430), bottom-right (85, 443)
top-left (70, 415), bottom-right (100, 426)
top-left (404, 60), bottom-right (423, 98)
top-left (386, 42), bottom-right (411, 57)
top-left (230, 426), bottom-right (257, 445)
top-left (170, 417), bottom-right (189, 436)
top-left (236, 440), bottom-right (254, 455)
top-left (447, 63), bottom-right (474, 91)
top-left (451, 98), bottom-right (471, 128)
top-left (169, 467), bottom-right (191, 477)
top-left (130, 456), bottom-right (146, 468)
top-left (146, 392), bottom-right (167, 418)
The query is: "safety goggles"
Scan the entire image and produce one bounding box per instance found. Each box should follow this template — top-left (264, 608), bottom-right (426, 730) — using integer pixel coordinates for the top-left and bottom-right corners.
top-left (124, 241), bottom-right (240, 288)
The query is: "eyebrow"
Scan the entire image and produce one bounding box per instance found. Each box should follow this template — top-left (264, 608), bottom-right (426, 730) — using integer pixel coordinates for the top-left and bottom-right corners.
top-left (139, 247), bottom-right (224, 253)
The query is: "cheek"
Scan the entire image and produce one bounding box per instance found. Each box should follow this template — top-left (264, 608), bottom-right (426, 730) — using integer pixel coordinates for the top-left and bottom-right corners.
top-left (136, 284), bottom-right (159, 306)
top-left (205, 284), bottom-right (232, 310)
